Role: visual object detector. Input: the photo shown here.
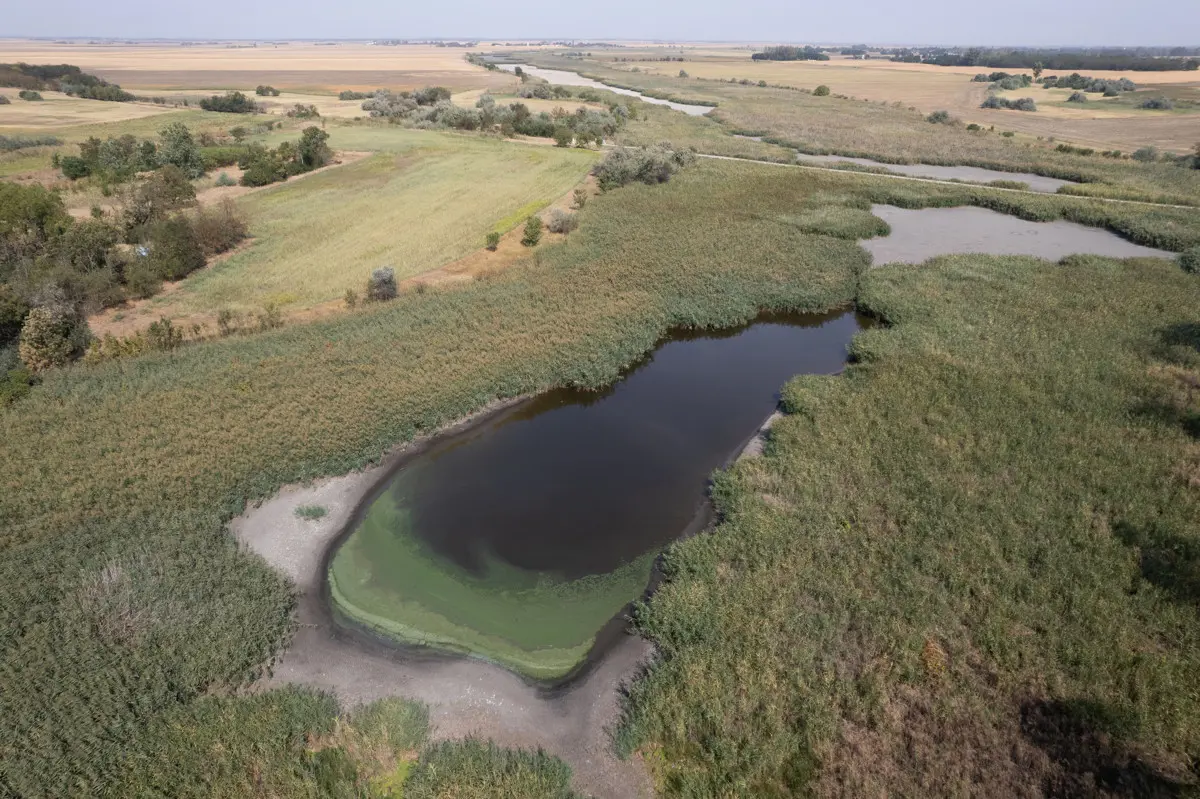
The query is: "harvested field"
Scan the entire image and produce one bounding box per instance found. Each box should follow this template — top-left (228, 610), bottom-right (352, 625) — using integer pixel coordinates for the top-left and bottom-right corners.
top-left (0, 91), bottom-right (176, 129)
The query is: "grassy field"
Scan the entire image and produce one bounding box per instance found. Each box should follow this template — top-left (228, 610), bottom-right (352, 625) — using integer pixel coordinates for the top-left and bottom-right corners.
top-left (2, 148), bottom-right (1199, 795)
top-left (88, 127), bottom-right (593, 328)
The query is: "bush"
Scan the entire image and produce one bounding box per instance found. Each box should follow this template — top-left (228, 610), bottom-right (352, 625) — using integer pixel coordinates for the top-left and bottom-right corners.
top-left (366, 266), bottom-right (397, 301)
top-left (295, 505), bottom-right (327, 520)
top-left (592, 142), bottom-right (696, 191)
top-left (679, 70), bottom-right (689, 78)
top-left (572, 188), bottom-right (588, 209)
top-left (18, 90), bottom-right (43, 101)
top-left (1067, 91), bottom-right (1088, 103)
top-left (286, 104), bottom-right (320, 119)
top-left (200, 91), bottom-right (259, 113)
top-left (546, 209), bottom-right (578, 234)
top-left (926, 110), bottom-right (952, 124)
top-left (1139, 96), bottom-right (1174, 110)
top-left (553, 127), bottom-right (573, 147)
top-left (60, 156), bottom-right (91, 180)
top-left (123, 165), bottom-right (197, 232)
top-left (485, 231), bottom-right (500, 251)
top-left (813, 85), bottom-right (830, 96)
top-left (0, 134), bottom-right (61, 152)
top-left (966, 123), bottom-right (982, 131)
top-left (521, 216), bottom-right (542, 247)
top-left (0, 95), bottom-right (9, 105)
top-left (215, 172), bottom-right (237, 187)
top-left (189, 201), bottom-right (247, 256)
top-left (18, 307), bottom-right (72, 372)
top-left (146, 215), bottom-right (205, 280)
top-left (158, 122), bottom-right (206, 179)
top-left (338, 90), bottom-right (372, 100)
top-left (1131, 146), bottom-right (1159, 162)
top-left (980, 95), bottom-right (1037, 111)
top-left (1179, 247), bottom-right (1200, 274)
top-left (145, 317), bottom-right (183, 351)
top-left (255, 85), bottom-right (281, 96)
top-left (124, 257), bottom-right (163, 298)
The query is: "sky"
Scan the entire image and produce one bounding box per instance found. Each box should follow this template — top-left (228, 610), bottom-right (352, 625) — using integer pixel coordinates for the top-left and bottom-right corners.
top-left (5, 0), bottom-right (1199, 47)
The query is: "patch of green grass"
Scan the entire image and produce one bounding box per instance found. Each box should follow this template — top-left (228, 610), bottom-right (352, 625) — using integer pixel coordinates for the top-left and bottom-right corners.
top-left (404, 738), bottom-right (582, 799)
top-left (295, 504), bottom-right (328, 520)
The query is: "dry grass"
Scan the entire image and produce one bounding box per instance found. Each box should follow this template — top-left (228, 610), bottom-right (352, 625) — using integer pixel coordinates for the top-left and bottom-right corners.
top-left (0, 90), bottom-right (177, 129)
top-left (451, 88), bottom-right (608, 116)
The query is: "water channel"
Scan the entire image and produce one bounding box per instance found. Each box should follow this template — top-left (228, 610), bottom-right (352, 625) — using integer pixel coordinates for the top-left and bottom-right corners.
top-left (497, 63), bottom-right (715, 115)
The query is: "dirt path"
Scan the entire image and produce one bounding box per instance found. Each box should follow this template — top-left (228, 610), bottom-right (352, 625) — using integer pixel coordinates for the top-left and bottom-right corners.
top-left (231, 400), bottom-right (656, 799)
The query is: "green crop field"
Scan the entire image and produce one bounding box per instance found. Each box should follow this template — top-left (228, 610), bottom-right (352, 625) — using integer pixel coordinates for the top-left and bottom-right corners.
top-left (126, 127), bottom-right (595, 319)
top-left (3, 112), bottom-right (1200, 799)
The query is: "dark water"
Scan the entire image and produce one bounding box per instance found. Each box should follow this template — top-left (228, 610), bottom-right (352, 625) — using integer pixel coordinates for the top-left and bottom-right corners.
top-left (381, 309), bottom-right (866, 580)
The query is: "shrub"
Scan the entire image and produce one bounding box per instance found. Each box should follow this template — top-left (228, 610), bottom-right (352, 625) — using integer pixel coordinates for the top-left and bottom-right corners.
top-left (572, 188), bottom-right (588, 209)
top-left (189, 201), bottom-right (247, 256)
top-left (146, 215), bottom-right (205, 280)
top-left (338, 90), bottom-right (372, 100)
top-left (679, 70), bottom-right (689, 78)
top-left (546, 209), bottom-right (578, 234)
top-left (813, 85), bottom-right (830, 96)
top-left (980, 96), bottom-right (1037, 111)
top-left (215, 172), bottom-right (237, 187)
top-left (0, 361), bottom-right (33, 407)
top-left (485, 231), bottom-right (500, 251)
top-left (295, 505), bottom-right (328, 520)
top-left (228, 126), bottom-right (248, 142)
top-left (1067, 91), bottom-right (1088, 103)
top-left (592, 142), bottom-right (696, 191)
top-left (1001, 130), bottom-right (1015, 137)
top-left (255, 85), bottom-right (281, 96)
top-left (926, 110), bottom-right (952, 124)
top-left (553, 127), bottom-right (573, 147)
top-left (366, 267), bottom-right (397, 301)
top-left (0, 134), bottom-right (61, 152)
top-left (0, 95), bottom-right (9, 104)
top-left (256, 303), bottom-right (283, 331)
top-left (286, 104), bottom-right (320, 119)
top-left (18, 90), bottom-right (43, 101)
top-left (343, 289), bottom-right (358, 308)
top-left (966, 123), bottom-right (982, 131)
top-left (124, 258), bottom-right (162, 299)
top-left (1131, 146), bottom-right (1159, 162)
top-left (60, 156), bottom-right (91, 180)
top-left (200, 91), bottom-right (259, 113)
top-left (158, 122), bottom-right (206, 179)
top-left (145, 317), bottom-right (183, 351)
top-left (1139, 96), bottom-right (1174, 110)
top-left (1179, 247), bottom-right (1200, 274)
top-left (123, 165), bottom-right (197, 233)
top-left (521, 216), bottom-right (542, 247)
top-left (18, 307), bottom-right (72, 372)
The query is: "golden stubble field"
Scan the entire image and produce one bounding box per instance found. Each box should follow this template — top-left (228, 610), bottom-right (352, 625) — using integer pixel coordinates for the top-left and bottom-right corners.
top-left (0, 39), bottom-right (517, 92)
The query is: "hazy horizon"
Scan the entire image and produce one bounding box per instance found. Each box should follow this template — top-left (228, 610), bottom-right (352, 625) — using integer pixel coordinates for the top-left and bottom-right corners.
top-left (4, 0), bottom-right (1198, 49)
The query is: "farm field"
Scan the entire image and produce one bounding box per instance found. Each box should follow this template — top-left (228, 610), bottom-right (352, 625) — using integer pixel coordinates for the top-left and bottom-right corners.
top-left (89, 127), bottom-right (594, 332)
top-left (0, 39), bottom-right (519, 93)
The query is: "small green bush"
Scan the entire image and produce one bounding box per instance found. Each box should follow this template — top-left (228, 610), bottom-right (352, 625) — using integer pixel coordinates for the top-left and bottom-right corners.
top-left (572, 188), bottom-right (588, 209)
top-left (215, 172), bottom-right (237, 187)
top-left (485, 231), bottom-right (500, 251)
top-left (367, 266), bottom-right (398, 301)
top-left (553, 127), bottom-right (573, 147)
top-left (344, 289), bottom-right (358, 309)
top-left (966, 123), bottom-right (981, 131)
top-left (146, 216), bottom-right (205, 280)
top-left (546, 209), bottom-right (579, 234)
top-left (18, 90), bottom-right (43, 101)
top-left (926, 110), bottom-right (952, 124)
top-left (295, 505), bottom-right (328, 521)
top-left (1131, 146), bottom-right (1159, 162)
top-left (521, 216), bottom-right (543, 247)
top-left (1179, 247), bottom-right (1200, 274)
top-left (0, 95), bottom-right (10, 105)
top-left (1067, 91), bottom-right (1088, 103)
top-left (813, 85), bottom-right (830, 97)
top-left (18, 307), bottom-right (72, 373)
top-left (1139, 96), bottom-right (1174, 110)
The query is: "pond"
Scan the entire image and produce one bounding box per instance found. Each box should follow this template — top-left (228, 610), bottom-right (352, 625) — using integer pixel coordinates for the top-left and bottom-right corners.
top-left (861, 204), bottom-right (1174, 265)
top-left (793, 153), bottom-right (1076, 194)
top-left (497, 64), bottom-right (715, 116)
top-left (327, 310), bottom-right (866, 680)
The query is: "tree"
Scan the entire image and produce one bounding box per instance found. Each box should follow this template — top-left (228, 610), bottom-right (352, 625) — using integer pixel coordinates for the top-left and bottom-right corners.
top-left (18, 306), bottom-right (72, 372)
top-left (552, 127), bottom-right (573, 147)
top-left (1033, 61), bottom-right (1045, 80)
top-left (521, 216), bottom-right (542, 247)
top-left (158, 123), bottom-right (205, 179)
top-left (297, 127), bottom-right (331, 169)
top-left (123, 166), bottom-right (197, 232)
top-left (0, 284), bottom-right (29, 346)
top-left (229, 126), bottom-right (248, 142)
top-left (146, 215), bottom-right (205, 280)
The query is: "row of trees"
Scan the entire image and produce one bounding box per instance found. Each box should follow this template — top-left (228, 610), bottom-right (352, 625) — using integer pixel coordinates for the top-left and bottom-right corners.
top-left (0, 63), bottom-right (135, 101)
top-left (894, 47), bottom-right (1197, 71)
top-left (58, 122), bottom-right (207, 182)
top-left (199, 91), bottom-right (261, 113)
top-left (1042, 74), bottom-right (1137, 94)
top-left (751, 46), bottom-right (829, 62)
top-left (237, 127), bottom-right (332, 187)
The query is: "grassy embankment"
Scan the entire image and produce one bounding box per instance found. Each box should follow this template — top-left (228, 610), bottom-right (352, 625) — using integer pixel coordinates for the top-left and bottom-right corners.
top-left (2, 155), bottom-right (1199, 795)
top-left (526, 53), bottom-right (1200, 206)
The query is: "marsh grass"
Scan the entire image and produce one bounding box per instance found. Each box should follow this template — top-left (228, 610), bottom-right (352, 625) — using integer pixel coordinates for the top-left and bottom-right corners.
top-left (618, 253), bottom-right (1200, 795)
top-left (2, 156), bottom-right (1198, 795)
